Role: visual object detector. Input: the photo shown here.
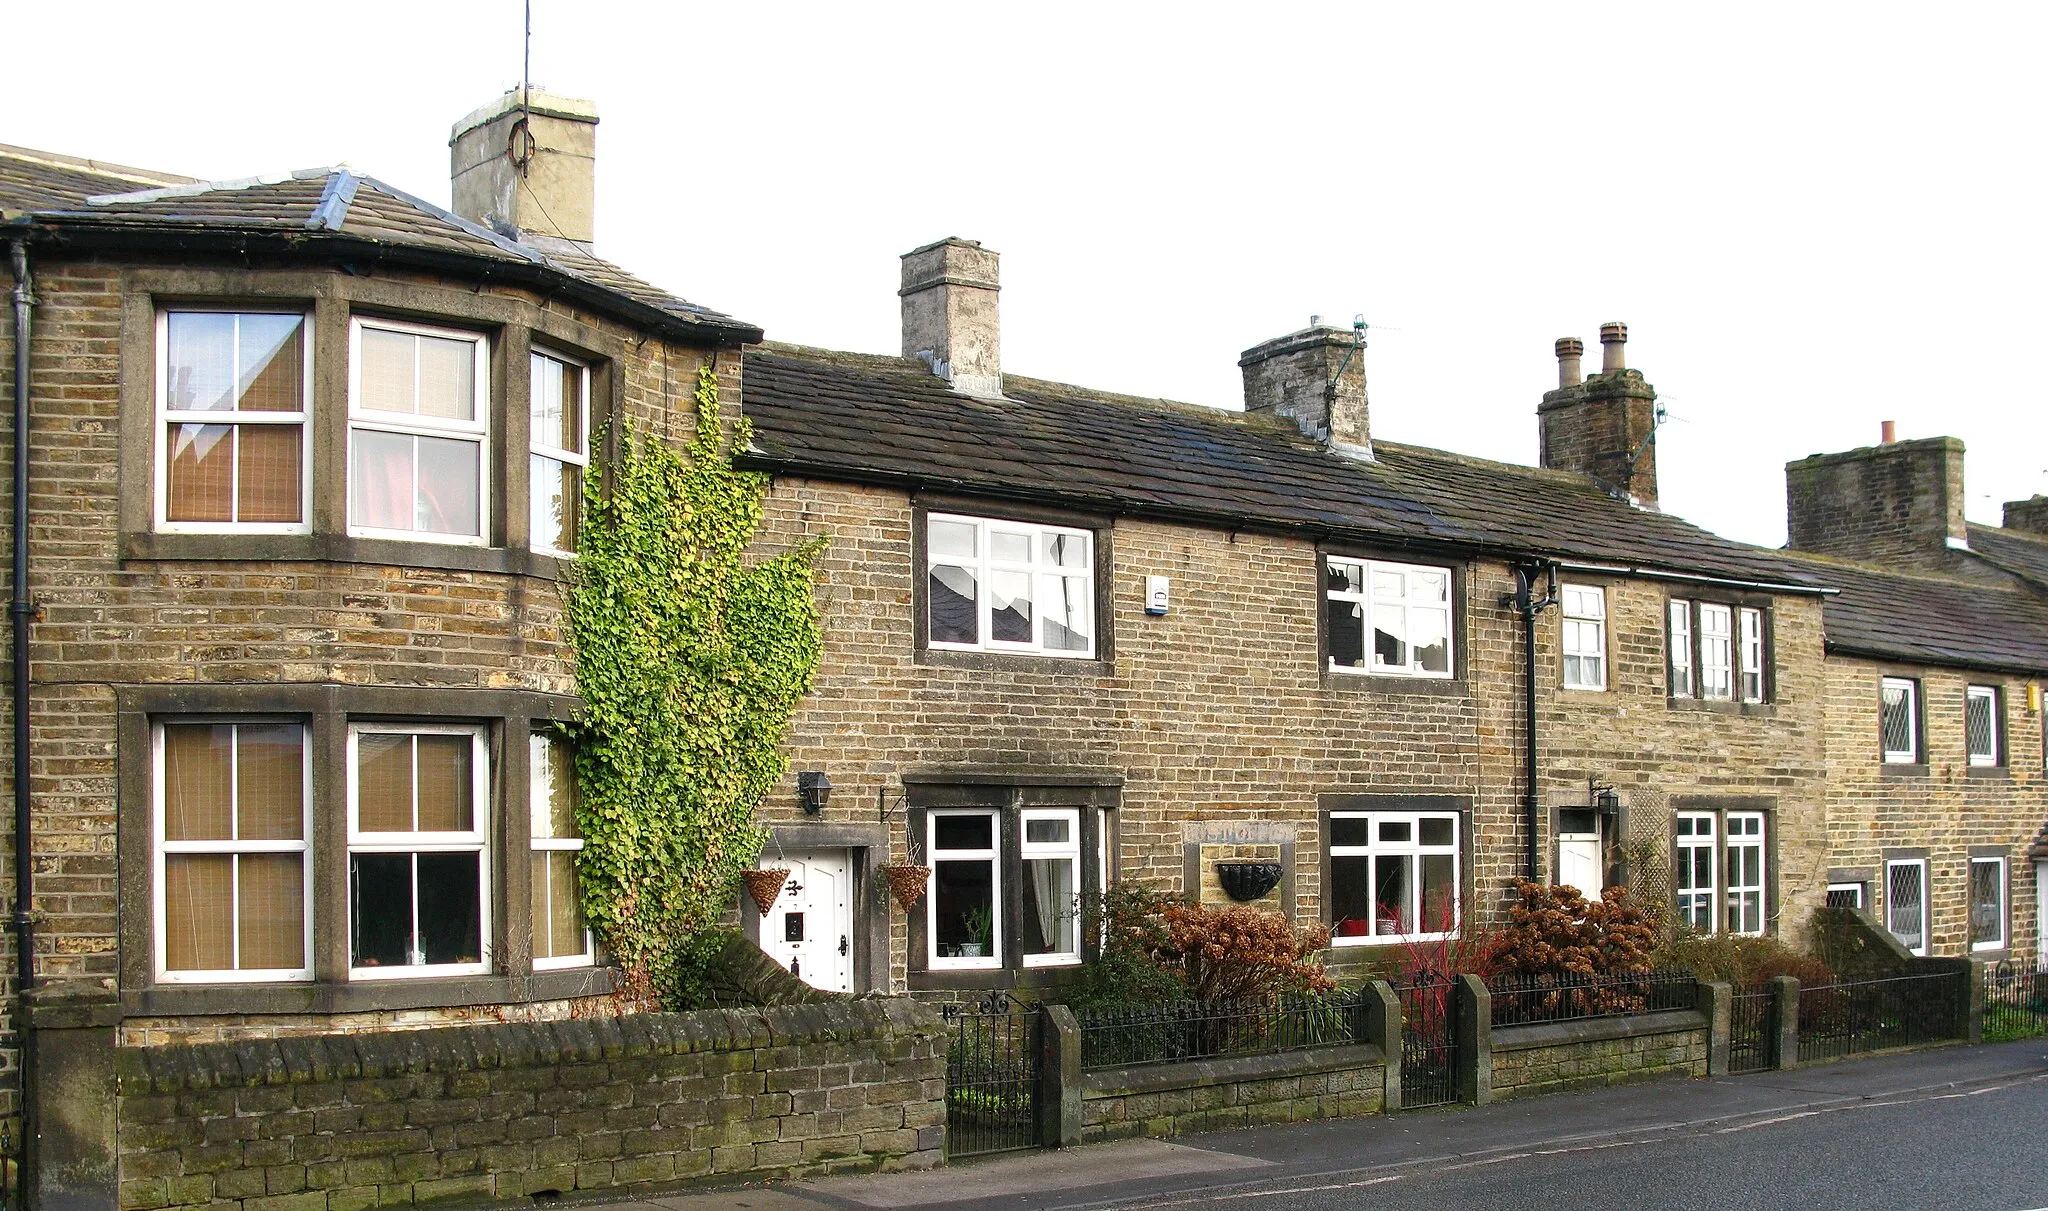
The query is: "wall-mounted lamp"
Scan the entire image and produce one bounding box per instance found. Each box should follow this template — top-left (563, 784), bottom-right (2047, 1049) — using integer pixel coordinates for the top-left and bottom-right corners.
top-left (798, 771), bottom-right (832, 815)
top-left (1593, 785), bottom-right (1620, 816)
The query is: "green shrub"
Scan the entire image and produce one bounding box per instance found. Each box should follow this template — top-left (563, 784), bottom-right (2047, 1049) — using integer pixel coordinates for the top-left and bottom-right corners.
top-left (1658, 929), bottom-right (1834, 989)
top-left (1067, 884), bottom-right (1187, 1012)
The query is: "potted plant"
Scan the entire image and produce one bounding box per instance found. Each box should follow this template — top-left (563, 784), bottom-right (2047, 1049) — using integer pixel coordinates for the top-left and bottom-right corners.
top-left (958, 907), bottom-right (994, 958)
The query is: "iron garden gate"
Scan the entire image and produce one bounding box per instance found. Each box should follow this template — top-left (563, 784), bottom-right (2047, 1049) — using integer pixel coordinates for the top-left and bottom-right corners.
top-left (942, 992), bottom-right (1042, 1156)
top-left (1394, 974), bottom-right (1460, 1108)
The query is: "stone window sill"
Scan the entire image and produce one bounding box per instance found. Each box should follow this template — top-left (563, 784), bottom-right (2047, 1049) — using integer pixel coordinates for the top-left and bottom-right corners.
top-left (1666, 698), bottom-right (1777, 719)
top-left (122, 965), bottom-right (616, 1018)
top-left (915, 648), bottom-right (1113, 677)
top-left (121, 531), bottom-right (568, 580)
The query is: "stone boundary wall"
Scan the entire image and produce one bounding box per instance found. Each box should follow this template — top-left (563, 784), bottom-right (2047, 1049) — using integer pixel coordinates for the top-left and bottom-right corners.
top-left (111, 1000), bottom-right (945, 1211)
top-left (1079, 1044), bottom-right (1387, 1142)
top-left (1489, 1010), bottom-right (1709, 1100)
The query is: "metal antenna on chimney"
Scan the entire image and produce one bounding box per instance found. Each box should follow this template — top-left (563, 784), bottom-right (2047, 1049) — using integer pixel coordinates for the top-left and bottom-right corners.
top-left (510, 0), bottom-right (535, 178)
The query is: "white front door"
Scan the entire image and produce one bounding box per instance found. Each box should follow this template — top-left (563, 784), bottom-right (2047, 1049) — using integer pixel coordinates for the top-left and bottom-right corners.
top-left (761, 850), bottom-right (853, 993)
top-left (2036, 861), bottom-right (2046, 972)
top-left (1557, 809), bottom-right (1604, 896)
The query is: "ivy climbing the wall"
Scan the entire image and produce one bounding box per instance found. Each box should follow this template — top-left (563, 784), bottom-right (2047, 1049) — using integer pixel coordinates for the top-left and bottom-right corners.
top-left (567, 363), bottom-right (825, 1007)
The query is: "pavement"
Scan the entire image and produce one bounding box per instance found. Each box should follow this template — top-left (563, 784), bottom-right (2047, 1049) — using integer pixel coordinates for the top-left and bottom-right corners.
top-left (592, 1040), bottom-right (2048, 1211)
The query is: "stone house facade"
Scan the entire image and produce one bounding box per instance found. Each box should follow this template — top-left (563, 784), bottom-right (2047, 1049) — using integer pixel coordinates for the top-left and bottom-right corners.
top-left (1784, 438), bottom-right (2048, 967)
top-left (737, 240), bottom-right (1838, 997)
top-left (0, 90), bottom-right (762, 1137)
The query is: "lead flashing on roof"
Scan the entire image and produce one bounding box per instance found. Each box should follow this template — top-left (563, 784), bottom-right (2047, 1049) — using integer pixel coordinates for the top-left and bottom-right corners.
top-left (84, 166), bottom-right (333, 207)
top-left (307, 171), bottom-right (359, 232)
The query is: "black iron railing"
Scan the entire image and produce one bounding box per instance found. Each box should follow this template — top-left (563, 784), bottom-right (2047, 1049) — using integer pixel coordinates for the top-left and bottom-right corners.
top-left (943, 992), bottom-right (1042, 1157)
top-left (1486, 967), bottom-right (1698, 1027)
top-left (1797, 972), bottom-right (1965, 1063)
top-left (1393, 974), bottom-right (1460, 1108)
top-left (1728, 984), bottom-right (1772, 1073)
top-left (1984, 961), bottom-right (2048, 1042)
top-left (1077, 989), bottom-right (1371, 1071)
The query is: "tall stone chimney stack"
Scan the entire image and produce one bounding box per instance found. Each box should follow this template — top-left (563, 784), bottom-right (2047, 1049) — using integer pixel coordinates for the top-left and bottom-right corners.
top-left (1785, 436), bottom-right (1973, 572)
top-left (451, 89), bottom-right (598, 247)
top-left (901, 238), bottom-right (1002, 398)
top-left (1239, 322), bottom-right (1371, 457)
top-left (1537, 322), bottom-right (1659, 508)
top-left (2003, 496), bottom-right (2048, 536)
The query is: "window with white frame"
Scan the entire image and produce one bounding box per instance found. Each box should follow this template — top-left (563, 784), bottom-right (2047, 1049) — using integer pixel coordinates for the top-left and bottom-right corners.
top-left (156, 310), bottom-right (311, 532)
top-left (1327, 811), bottom-right (1459, 943)
top-left (530, 729), bottom-right (591, 969)
top-left (1698, 604), bottom-right (1733, 700)
top-left (1667, 600), bottom-right (1694, 698)
top-left (928, 810), bottom-right (1000, 968)
top-left (1669, 599), bottom-right (1771, 703)
top-left (1561, 584), bottom-right (1606, 691)
top-left (1326, 558), bottom-right (1453, 677)
top-left (1020, 809), bottom-right (1081, 967)
top-left (1675, 813), bottom-right (1717, 932)
top-left (529, 349), bottom-right (588, 557)
top-left (349, 318), bottom-right (490, 543)
top-left (926, 514), bottom-right (1094, 657)
top-left (1725, 813), bottom-right (1766, 935)
top-left (154, 722), bottom-right (311, 982)
top-left (1880, 677), bottom-right (1920, 763)
top-left (1886, 858), bottom-right (1928, 955)
top-left (347, 725), bottom-right (491, 977)
top-left (1969, 856), bottom-right (2007, 951)
top-left (1825, 882), bottom-right (1867, 909)
top-left (1739, 608), bottom-right (1766, 703)
top-left (1966, 685), bottom-right (2001, 767)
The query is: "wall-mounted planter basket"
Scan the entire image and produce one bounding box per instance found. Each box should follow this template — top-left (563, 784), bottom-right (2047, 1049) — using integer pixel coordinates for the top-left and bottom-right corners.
top-left (878, 863), bottom-right (931, 911)
top-left (1215, 861), bottom-right (1284, 903)
top-left (740, 867), bottom-right (791, 916)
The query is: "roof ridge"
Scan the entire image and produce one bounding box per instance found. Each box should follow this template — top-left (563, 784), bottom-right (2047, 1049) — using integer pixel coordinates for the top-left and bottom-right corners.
top-left (0, 142), bottom-right (193, 188)
top-left (352, 176), bottom-right (546, 265)
top-left (1969, 521), bottom-right (2048, 548)
top-left (1776, 546), bottom-right (2048, 593)
top-left (307, 170), bottom-right (359, 232)
top-left (84, 166), bottom-right (339, 207)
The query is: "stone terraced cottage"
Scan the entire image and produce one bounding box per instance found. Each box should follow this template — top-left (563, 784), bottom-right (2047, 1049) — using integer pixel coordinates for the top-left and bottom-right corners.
top-left (737, 239), bottom-right (1863, 998)
top-left (0, 86), bottom-right (2041, 1211)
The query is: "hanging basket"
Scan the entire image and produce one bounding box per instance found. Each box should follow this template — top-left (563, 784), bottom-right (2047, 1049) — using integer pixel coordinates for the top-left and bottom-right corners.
top-left (1215, 861), bottom-right (1284, 903)
top-left (878, 862), bottom-right (932, 911)
top-left (740, 867), bottom-right (791, 916)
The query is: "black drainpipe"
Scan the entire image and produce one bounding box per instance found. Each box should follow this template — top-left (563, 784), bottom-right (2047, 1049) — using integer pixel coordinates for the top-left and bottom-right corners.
top-left (1503, 562), bottom-right (1558, 883)
top-left (9, 239), bottom-right (33, 998)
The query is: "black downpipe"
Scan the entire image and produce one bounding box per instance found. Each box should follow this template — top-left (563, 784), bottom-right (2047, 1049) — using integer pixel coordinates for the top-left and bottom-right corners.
top-left (1504, 563), bottom-right (1558, 883)
top-left (9, 240), bottom-right (32, 997)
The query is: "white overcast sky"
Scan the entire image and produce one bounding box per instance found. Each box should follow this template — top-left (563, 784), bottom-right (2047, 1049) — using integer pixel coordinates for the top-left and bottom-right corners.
top-left (10, 2), bottom-right (2045, 548)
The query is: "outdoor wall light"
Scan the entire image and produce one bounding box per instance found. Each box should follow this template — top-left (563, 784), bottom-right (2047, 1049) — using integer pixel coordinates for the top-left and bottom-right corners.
top-left (798, 771), bottom-right (833, 815)
top-left (1593, 785), bottom-right (1620, 815)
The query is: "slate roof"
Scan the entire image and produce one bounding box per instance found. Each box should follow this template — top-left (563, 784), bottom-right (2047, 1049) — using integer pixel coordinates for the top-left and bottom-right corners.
top-left (1777, 553), bottom-right (2048, 675)
top-left (0, 150), bottom-right (759, 345)
top-left (1964, 524), bottom-right (2048, 593)
top-left (739, 345), bottom-right (1826, 589)
top-left (0, 143), bottom-right (192, 212)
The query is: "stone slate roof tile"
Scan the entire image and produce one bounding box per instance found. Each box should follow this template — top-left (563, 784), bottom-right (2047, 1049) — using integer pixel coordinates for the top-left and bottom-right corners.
top-left (1965, 524), bottom-right (2048, 592)
top-left (740, 346), bottom-right (1824, 588)
top-left (1, 147), bottom-right (756, 341)
top-left (0, 143), bottom-right (192, 213)
top-left (1781, 553), bottom-right (2048, 675)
